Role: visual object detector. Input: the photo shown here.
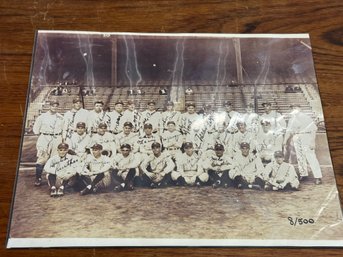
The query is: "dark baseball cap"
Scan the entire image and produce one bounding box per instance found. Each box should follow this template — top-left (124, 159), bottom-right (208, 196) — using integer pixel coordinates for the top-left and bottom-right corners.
top-left (186, 102), bottom-right (195, 107)
top-left (151, 142), bottom-right (161, 149)
top-left (73, 98), bottom-right (82, 104)
top-left (274, 151), bottom-right (284, 158)
top-left (115, 100), bottom-right (124, 105)
top-left (184, 142), bottom-right (193, 149)
top-left (240, 142), bottom-right (250, 149)
top-left (120, 143), bottom-right (132, 150)
top-left (236, 120), bottom-right (246, 126)
top-left (166, 121), bottom-right (176, 126)
top-left (147, 100), bottom-right (156, 105)
top-left (260, 119), bottom-right (271, 126)
top-left (144, 123), bottom-right (153, 129)
top-left (223, 101), bottom-right (232, 106)
top-left (50, 100), bottom-right (59, 106)
top-left (98, 122), bottom-right (107, 129)
top-left (57, 143), bottom-right (69, 150)
top-left (123, 122), bottom-right (133, 128)
top-left (94, 100), bottom-right (104, 105)
top-left (76, 122), bottom-right (86, 128)
top-left (91, 144), bottom-right (103, 150)
top-left (214, 144), bottom-right (225, 151)
top-left (262, 102), bottom-right (271, 107)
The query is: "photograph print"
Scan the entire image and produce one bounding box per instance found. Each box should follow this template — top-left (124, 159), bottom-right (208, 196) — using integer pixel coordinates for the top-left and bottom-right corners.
top-left (7, 31), bottom-right (343, 247)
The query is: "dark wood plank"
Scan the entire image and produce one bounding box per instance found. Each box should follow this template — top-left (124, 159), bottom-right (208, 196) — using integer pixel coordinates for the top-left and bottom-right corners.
top-left (0, 0), bottom-right (342, 256)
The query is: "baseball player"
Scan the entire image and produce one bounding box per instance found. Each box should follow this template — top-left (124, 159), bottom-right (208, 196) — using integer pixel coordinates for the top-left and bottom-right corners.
top-left (65, 122), bottom-right (92, 161)
top-left (231, 121), bottom-right (257, 157)
top-left (44, 143), bottom-right (80, 197)
top-left (140, 142), bottom-right (175, 188)
top-left (171, 142), bottom-right (209, 186)
top-left (212, 122), bottom-right (232, 149)
top-left (263, 151), bottom-right (300, 191)
top-left (111, 144), bottom-right (140, 192)
top-left (79, 144), bottom-right (112, 195)
top-left (88, 100), bottom-right (110, 134)
top-left (283, 104), bottom-right (322, 184)
top-left (62, 97), bottom-right (89, 141)
top-left (140, 101), bottom-right (161, 134)
top-left (260, 102), bottom-right (286, 135)
top-left (90, 122), bottom-right (116, 157)
top-left (121, 100), bottom-right (141, 133)
top-left (242, 103), bottom-right (259, 137)
top-left (108, 100), bottom-right (125, 135)
top-left (185, 121), bottom-right (208, 156)
top-left (201, 104), bottom-right (217, 134)
top-left (257, 120), bottom-right (283, 164)
top-left (137, 123), bottom-right (161, 156)
top-left (33, 100), bottom-right (64, 186)
top-left (222, 101), bottom-right (242, 133)
top-left (160, 101), bottom-right (181, 132)
top-left (202, 121), bottom-right (231, 153)
top-left (230, 142), bottom-right (265, 190)
top-left (203, 143), bottom-right (234, 188)
top-left (114, 122), bottom-right (139, 153)
top-left (179, 102), bottom-right (200, 136)
top-left (161, 121), bottom-right (183, 159)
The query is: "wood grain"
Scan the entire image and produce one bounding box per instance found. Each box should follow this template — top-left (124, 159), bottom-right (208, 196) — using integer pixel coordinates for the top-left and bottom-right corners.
top-left (0, 0), bottom-right (342, 255)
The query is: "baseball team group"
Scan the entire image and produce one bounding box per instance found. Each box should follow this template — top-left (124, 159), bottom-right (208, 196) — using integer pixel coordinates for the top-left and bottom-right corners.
top-left (30, 94), bottom-right (323, 197)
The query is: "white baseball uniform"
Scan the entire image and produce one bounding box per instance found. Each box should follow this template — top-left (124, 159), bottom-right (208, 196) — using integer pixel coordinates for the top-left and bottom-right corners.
top-left (115, 132), bottom-right (139, 153)
top-left (224, 110), bottom-right (242, 133)
top-left (90, 132), bottom-right (116, 156)
top-left (63, 108), bottom-right (89, 140)
top-left (180, 112), bottom-right (200, 135)
top-left (33, 111), bottom-right (64, 164)
top-left (160, 111), bottom-right (181, 131)
top-left (122, 109), bottom-right (141, 133)
top-left (203, 153), bottom-right (233, 175)
top-left (88, 110), bottom-right (111, 133)
top-left (140, 110), bottom-right (162, 134)
top-left (66, 133), bottom-right (92, 161)
top-left (242, 112), bottom-right (259, 136)
top-left (263, 161), bottom-right (299, 189)
top-left (231, 130), bottom-right (257, 155)
top-left (256, 130), bottom-right (283, 161)
top-left (141, 152), bottom-right (175, 183)
top-left (230, 153), bottom-right (264, 184)
top-left (285, 111), bottom-right (322, 178)
top-left (112, 152), bottom-right (140, 179)
top-left (260, 110), bottom-right (286, 134)
top-left (172, 152), bottom-right (208, 185)
top-left (137, 134), bottom-right (161, 156)
top-left (108, 110), bottom-right (125, 134)
top-left (161, 130), bottom-right (183, 157)
top-left (44, 153), bottom-right (81, 180)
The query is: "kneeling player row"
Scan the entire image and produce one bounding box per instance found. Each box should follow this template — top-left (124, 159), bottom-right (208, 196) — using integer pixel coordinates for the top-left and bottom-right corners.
top-left (42, 141), bottom-right (301, 197)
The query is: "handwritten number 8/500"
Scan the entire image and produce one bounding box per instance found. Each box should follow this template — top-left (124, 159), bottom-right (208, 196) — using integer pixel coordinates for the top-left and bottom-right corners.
top-left (288, 217), bottom-right (315, 226)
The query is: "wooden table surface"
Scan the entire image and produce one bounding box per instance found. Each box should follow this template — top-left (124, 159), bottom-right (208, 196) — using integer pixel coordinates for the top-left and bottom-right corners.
top-left (0, 0), bottom-right (342, 256)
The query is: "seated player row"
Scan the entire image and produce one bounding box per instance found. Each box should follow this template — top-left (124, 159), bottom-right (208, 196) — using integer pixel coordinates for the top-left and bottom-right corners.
top-left (44, 141), bottom-right (300, 197)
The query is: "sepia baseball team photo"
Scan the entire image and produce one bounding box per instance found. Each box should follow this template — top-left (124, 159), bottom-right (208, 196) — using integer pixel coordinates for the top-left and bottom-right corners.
top-left (8, 33), bottom-right (342, 245)
top-left (31, 94), bottom-right (322, 197)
